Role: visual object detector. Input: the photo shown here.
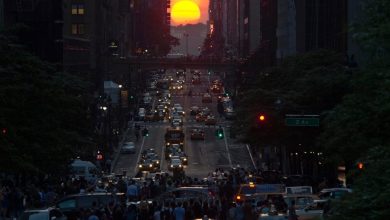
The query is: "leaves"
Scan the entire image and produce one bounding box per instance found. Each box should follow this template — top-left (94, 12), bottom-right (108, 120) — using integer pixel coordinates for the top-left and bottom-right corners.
top-left (233, 50), bottom-right (350, 149)
top-left (0, 32), bottom-right (94, 174)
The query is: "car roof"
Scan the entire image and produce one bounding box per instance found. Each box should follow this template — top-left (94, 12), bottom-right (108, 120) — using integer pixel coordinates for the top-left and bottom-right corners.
top-left (23, 207), bottom-right (58, 212)
top-left (320, 188), bottom-right (352, 193)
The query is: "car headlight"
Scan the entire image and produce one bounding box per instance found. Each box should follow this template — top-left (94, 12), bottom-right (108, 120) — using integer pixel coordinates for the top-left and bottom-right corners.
top-left (139, 165), bottom-right (142, 168)
top-left (170, 165), bottom-right (173, 167)
top-left (183, 158), bottom-right (187, 161)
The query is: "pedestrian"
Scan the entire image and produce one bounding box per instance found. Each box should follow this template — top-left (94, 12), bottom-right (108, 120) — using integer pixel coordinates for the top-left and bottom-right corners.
top-left (288, 200), bottom-right (298, 220)
top-left (153, 205), bottom-right (162, 220)
top-left (126, 181), bottom-right (138, 202)
top-left (173, 201), bottom-right (185, 220)
top-left (124, 204), bottom-right (137, 220)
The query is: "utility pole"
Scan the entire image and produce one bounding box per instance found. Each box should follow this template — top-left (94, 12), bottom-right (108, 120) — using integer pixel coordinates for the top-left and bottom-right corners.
top-left (184, 32), bottom-right (189, 60)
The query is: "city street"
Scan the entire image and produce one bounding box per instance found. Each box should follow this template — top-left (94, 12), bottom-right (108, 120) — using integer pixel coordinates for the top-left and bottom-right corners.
top-left (114, 69), bottom-right (254, 178)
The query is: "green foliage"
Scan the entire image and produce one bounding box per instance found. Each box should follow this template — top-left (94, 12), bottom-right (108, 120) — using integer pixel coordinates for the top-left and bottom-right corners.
top-left (351, 0), bottom-right (390, 60)
top-left (319, 64), bottom-right (390, 163)
top-left (327, 147), bottom-right (390, 220)
top-left (233, 50), bottom-right (351, 149)
top-left (0, 33), bottom-right (94, 174)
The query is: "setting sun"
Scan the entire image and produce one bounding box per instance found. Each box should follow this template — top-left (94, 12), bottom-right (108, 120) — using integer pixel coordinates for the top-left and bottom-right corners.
top-left (171, 0), bottom-right (201, 25)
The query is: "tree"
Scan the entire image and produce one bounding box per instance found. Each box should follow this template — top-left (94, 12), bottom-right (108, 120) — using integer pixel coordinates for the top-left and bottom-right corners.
top-left (233, 50), bottom-right (351, 149)
top-left (319, 0), bottom-right (390, 218)
top-left (327, 147), bottom-right (390, 220)
top-left (0, 32), bottom-right (94, 174)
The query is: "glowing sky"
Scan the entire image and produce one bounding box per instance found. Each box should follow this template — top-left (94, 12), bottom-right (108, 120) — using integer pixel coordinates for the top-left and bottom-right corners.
top-left (171, 0), bottom-right (209, 26)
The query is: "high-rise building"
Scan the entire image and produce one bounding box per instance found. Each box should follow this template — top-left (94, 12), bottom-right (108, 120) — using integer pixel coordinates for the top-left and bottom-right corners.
top-left (131, 0), bottom-right (171, 56)
top-left (2, 0), bottom-right (63, 64)
top-left (2, 0), bottom-right (133, 91)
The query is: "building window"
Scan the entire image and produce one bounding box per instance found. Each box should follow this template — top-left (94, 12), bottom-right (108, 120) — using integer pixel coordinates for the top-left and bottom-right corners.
top-left (71, 24), bottom-right (85, 35)
top-left (71, 3), bottom-right (85, 15)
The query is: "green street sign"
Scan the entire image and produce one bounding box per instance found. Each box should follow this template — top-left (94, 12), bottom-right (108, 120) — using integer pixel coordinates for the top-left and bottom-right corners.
top-left (285, 117), bottom-right (319, 127)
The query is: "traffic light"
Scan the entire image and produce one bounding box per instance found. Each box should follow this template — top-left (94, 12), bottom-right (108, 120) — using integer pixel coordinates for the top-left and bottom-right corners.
top-left (96, 150), bottom-right (104, 161)
top-left (216, 127), bottom-right (224, 139)
top-left (142, 128), bottom-right (149, 137)
top-left (357, 162), bottom-right (364, 170)
top-left (258, 114), bottom-right (266, 122)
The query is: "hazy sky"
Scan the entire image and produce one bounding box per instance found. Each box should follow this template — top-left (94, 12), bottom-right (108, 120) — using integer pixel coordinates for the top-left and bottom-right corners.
top-left (171, 0), bottom-right (209, 26)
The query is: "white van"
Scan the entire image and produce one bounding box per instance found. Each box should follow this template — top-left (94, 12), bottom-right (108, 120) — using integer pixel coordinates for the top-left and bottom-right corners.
top-left (70, 159), bottom-right (98, 183)
top-left (138, 108), bottom-right (146, 120)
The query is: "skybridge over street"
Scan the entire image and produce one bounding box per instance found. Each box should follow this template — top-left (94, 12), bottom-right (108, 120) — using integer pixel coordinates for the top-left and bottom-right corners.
top-left (113, 57), bottom-right (239, 72)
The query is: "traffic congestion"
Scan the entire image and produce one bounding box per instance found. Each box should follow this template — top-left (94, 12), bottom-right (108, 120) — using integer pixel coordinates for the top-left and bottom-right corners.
top-left (1, 68), bottom-right (351, 220)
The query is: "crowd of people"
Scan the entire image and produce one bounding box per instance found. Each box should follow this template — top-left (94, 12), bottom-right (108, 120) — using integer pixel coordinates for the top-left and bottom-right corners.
top-left (0, 166), bottom-right (321, 220)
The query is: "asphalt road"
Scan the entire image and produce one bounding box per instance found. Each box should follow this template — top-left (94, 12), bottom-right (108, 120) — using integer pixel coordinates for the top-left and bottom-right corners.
top-left (114, 68), bottom-right (255, 179)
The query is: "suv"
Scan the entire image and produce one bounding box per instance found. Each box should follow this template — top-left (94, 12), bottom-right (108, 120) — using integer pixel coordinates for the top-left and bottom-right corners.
top-left (56, 193), bottom-right (125, 219)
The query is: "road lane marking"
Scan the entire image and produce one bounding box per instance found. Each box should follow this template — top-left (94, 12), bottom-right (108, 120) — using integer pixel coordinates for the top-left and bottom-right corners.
top-left (246, 144), bottom-right (257, 170)
top-left (160, 137), bottom-right (165, 170)
top-left (222, 127), bottom-right (232, 168)
top-left (133, 136), bottom-right (146, 173)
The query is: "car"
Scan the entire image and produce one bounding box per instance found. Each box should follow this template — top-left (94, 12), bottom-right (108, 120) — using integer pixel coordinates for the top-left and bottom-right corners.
top-left (19, 207), bottom-right (67, 220)
top-left (169, 157), bottom-right (183, 171)
top-left (319, 188), bottom-right (352, 200)
top-left (145, 110), bottom-right (157, 122)
top-left (170, 83), bottom-right (183, 91)
top-left (171, 117), bottom-right (183, 127)
top-left (169, 111), bottom-right (180, 121)
top-left (195, 112), bottom-right (207, 122)
top-left (192, 75), bottom-right (201, 84)
top-left (157, 105), bottom-right (166, 113)
top-left (178, 151), bottom-right (188, 165)
top-left (173, 103), bottom-right (182, 109)
top-left (190, 106), bottom-right (201, 116)
top-left (191, 128), bottom-right (205, 140)
top-left (138, 108), bottom-right (146, 120)
top-left (205, 115), bottom-right (217, 125)
top-left (210, 84), bottom-right (221, 93)
top-left (212, 79), bottom-right (223, 87)
top-left (146, 154), bottom-right (160, 168)
top-left (141, 148), bottom-right (156, 158)
top-left (201, 107), bottom-right (211, 116)
top-left (166, 145), bottom-right (183, 160)
top-left (138, 159), bottom-right (158, 172)
top-left (202, 93), bottom-right (212, 103)
top-left (121, 142), bottom-right (136, 154)
top-left (224, 107), bottom-right (236, 119)
top-left (56, 193), bottom-right (126, 219)
top-left (174, 106), bottom-right (185, 116)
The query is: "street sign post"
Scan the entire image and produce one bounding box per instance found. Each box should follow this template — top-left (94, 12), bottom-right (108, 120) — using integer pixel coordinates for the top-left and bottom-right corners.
top-left (285, 115), bottom-right (320, 127)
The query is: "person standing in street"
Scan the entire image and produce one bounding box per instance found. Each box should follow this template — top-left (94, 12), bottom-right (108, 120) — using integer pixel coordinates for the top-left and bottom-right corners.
top-left (173, 201), bottom-right (185, 220)
top-left (288, 200), bottom-right (298, 220)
